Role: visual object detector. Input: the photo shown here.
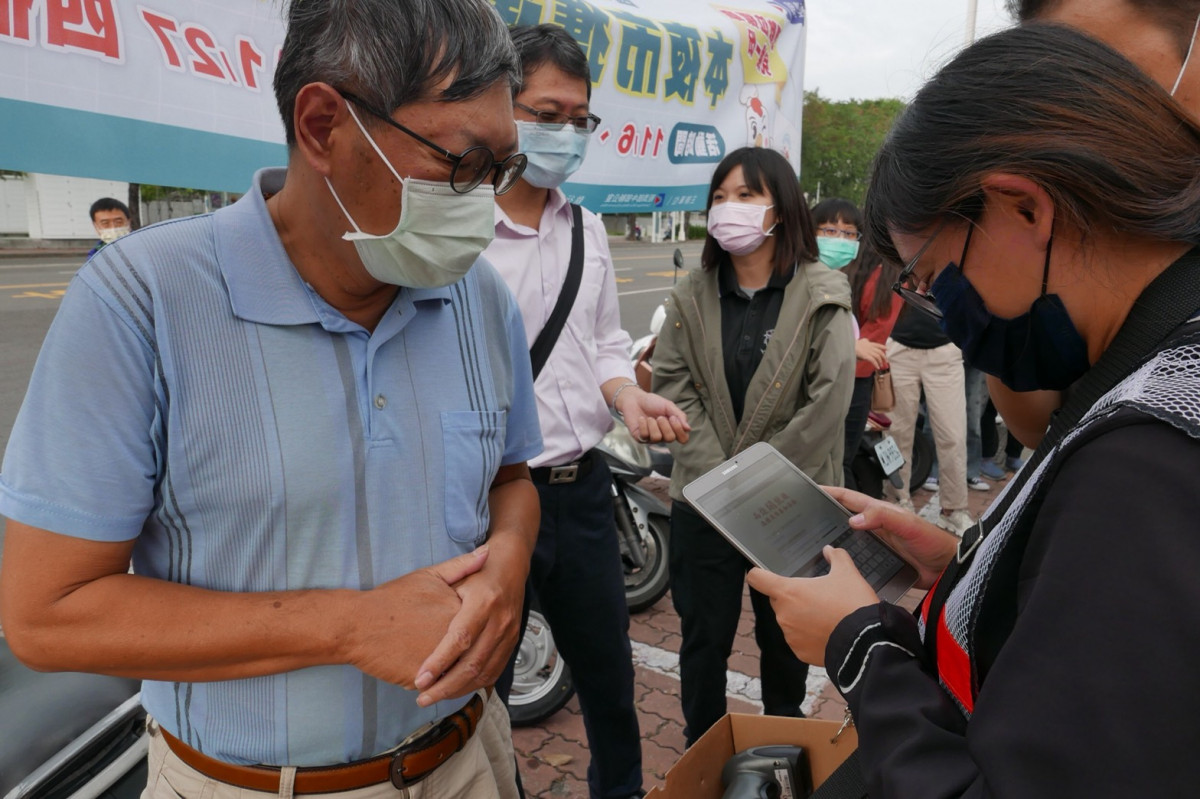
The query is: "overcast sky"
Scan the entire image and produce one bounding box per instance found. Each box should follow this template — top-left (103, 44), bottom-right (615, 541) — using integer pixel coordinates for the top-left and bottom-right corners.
top-left (803, 0), bottom-right (1016, 101)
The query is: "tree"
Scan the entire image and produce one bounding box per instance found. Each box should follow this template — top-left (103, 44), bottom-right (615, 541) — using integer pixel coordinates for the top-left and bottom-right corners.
top-left (800, 91), bottom-right (905, 207)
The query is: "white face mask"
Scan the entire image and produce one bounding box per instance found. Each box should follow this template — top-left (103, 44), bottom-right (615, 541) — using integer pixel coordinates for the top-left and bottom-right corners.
top-left (97, 226), bottom-right (130, 244)
top-left (707, 201), bottom-right (775, 256)
top-left (326, 104), bottom-right (496, 288)
top-left (1171, 12), bottom-right (1200, 96)
top-left (516, 121), bottom-right (589, 189)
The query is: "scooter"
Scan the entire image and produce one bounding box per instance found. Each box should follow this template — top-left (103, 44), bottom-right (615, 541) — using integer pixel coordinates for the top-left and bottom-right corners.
top-left (1, 637), bottom-right (148, 799)
top-left (597, 412), bottom-right (673, 614)
top-left (850, 411), bottom-right (934, 499)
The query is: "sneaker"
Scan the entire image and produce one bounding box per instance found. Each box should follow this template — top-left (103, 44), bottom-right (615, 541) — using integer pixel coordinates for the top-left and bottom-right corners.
top-left (981, 460), bottom-right (1006, 480)
top-left (937, 508), bottom-right (975, 536)
top-left (897, 498), bottom-right (916, 513)
top-left (967, 476), bottom-right (991, 491)
top-left (921, 476), bottom-right (939, 492)
top-left (1005, 455), bottom-right (1026, 472)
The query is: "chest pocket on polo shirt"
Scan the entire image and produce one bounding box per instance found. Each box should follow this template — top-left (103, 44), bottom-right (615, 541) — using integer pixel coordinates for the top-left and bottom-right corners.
top-left (441, 410), bottom-right (507, 544)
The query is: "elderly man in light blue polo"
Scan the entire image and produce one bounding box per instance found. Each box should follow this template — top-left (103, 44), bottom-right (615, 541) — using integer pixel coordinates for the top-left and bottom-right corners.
top-left (0, 1), bottom-right (541, 797)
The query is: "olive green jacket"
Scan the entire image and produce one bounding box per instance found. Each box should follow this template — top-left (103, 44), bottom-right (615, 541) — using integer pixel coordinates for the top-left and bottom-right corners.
top-left (652, 261), bottom-right (856, 501)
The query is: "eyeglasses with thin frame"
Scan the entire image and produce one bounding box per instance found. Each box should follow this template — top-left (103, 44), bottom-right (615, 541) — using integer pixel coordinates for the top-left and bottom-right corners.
top-left (514, 102), bottom-right (602, 134)
top-left (891, 220), bottom-right (951, 319)
top-left (338, 91), bottom-right (528, 195)
top-left (816, 226), bottom-right (862, 241)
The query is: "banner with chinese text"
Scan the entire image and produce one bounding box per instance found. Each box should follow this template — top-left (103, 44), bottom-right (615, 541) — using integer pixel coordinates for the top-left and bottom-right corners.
top-left (0, 0), bottom-right (805, 210)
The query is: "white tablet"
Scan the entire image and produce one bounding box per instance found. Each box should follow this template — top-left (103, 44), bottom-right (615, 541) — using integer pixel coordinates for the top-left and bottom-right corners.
top-left (681, 442), bottom-right (919, 603)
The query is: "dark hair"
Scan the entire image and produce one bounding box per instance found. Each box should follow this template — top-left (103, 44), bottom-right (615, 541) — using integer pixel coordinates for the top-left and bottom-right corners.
top-left (864, 23), bottom-right (1200, 266)
top-left (701, 147), bottom-right (817, 276)
top-left (1008, 0), bottom-right (1200, 58)
top-left (273, 0), bottom-right (520, 146)
top-left (510, 24), bottom-right (591, 100)
top-left (843, 244), bottom-right (900, 323)
top-left (89, 197), bottom-right (129, 221)
top-left (810, 198), bottom-right (863, 233)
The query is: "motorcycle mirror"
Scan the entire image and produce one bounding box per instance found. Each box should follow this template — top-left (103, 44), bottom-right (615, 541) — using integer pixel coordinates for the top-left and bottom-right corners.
top-left (672, 248), bottom-right (684, 285)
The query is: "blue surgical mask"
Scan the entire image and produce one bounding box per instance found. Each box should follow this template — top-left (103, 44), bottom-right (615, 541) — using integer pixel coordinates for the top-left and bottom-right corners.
top-left (817, 237), bottom-right (859, 269)
top-left (516, 121), bottom-right (589, 189)
top-left (930, 227), bottom-right (1090, 391)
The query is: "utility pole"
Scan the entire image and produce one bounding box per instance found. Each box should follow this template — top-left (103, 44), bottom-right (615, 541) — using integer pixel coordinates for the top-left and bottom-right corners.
top-left (964, 0), bottom-right (978, 45)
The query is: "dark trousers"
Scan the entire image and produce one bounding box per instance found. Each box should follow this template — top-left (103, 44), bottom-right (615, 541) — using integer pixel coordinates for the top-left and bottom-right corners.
top-left (982, 398), bottom-right (1028, 457)
top-left (842, 375), bottom-right (875, 490)
top-left (523, 455), bottom-right (642, 798)
top-left (669, 501), bottom-right (809, 746)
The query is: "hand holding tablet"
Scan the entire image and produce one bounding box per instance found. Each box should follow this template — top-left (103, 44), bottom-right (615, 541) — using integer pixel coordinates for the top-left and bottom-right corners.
top-left (682, 442), bottom-right (919, 603)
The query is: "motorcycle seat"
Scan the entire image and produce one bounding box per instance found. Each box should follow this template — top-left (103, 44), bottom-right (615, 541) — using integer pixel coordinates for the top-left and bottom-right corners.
top-left (867, 411), bottom-right (893, 429)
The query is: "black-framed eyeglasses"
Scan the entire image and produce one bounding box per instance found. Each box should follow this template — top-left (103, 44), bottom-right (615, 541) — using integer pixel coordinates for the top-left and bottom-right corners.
top-left (339, 91), bottom-right (528, 195)
top-left (891, 220), bottom-right (952, 319)
top-left (816, 226), bottom-right (862, 241)
top-left (514, 102), bottom-right (602, 134)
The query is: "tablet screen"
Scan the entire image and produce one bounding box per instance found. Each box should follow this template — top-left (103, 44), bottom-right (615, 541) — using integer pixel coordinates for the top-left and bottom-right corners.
top-left (691, 449), bottom-right (851, 577)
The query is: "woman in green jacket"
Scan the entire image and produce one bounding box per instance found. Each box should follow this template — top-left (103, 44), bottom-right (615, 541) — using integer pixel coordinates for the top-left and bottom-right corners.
top-left (652, 147), bottom-right (856, 744)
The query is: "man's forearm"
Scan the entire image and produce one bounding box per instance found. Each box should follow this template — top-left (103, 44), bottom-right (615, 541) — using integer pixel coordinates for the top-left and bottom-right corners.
top-left (1, 520), bottom-right (472, 686)
top-left (6, 568), bottom-right (359, 680)
top-left (485, 467), bottom-right (540, 574)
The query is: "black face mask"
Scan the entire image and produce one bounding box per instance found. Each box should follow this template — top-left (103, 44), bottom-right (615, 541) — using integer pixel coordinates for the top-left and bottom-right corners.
top-left (931, 227), bottom-right (1091, 392)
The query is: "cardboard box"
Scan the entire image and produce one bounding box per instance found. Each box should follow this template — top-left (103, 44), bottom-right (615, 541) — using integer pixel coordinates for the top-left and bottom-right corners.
top-left (646, 714), bottom-right (858, 799)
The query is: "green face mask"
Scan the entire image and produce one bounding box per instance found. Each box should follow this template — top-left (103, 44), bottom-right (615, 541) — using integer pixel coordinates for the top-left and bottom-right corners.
top-left (817, 237), bottom-right (859, 269)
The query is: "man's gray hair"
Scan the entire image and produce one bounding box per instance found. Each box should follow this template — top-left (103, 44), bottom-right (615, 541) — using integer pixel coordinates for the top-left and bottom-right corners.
top-left (273, 0), bottom-right (520, 145)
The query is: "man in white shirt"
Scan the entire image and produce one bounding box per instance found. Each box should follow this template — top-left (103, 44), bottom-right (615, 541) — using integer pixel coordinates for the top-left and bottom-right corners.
top-left (484, 24), bottom-right (689, 799)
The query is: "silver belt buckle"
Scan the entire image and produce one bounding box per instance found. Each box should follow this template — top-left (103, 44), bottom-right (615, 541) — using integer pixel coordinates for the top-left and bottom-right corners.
top-left (548, 464), bottom-right (579, 484)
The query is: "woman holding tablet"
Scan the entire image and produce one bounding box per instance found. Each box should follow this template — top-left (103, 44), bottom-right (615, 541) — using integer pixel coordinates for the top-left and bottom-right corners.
top-left (651, 146), bottom-right (856, 744)
top-left (749, 23), bottom-right (1200, 796)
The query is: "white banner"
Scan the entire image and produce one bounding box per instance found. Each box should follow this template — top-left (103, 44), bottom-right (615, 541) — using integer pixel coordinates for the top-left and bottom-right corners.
top-left (0, 0), bottom-right (805, 209)
top-left (492, 0), bottom-right (807, 212)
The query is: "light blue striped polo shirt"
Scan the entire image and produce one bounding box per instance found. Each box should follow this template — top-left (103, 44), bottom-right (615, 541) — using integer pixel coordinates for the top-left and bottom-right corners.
top-left (0, 168), bottom-right (543, 766)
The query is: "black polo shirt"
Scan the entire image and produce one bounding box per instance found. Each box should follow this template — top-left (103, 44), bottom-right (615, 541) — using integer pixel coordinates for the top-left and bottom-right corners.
top-left (719, 261), bottom-right (795, 422)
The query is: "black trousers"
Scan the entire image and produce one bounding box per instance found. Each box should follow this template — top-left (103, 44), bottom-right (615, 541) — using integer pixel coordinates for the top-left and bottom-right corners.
top-left (669, 501), bottom-right (809, 746)
top-left (842, 375), bottom-right (876, 490)
top-left (518, 454), bottom-right (643, 798)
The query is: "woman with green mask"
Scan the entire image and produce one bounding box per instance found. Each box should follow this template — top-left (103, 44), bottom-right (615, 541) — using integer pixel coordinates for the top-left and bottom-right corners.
top-left (813, 199), bottom-right (906, 490)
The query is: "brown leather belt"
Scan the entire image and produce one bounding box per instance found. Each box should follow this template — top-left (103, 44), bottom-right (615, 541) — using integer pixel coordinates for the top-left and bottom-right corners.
top-left (159, 692), bottom-right (485, 794)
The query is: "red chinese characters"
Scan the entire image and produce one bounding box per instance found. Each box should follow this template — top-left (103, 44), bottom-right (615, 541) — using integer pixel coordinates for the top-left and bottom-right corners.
top-left (47, 0), bottom-right (122, 60)
top-left (2, 0), bottom-right (122, 61)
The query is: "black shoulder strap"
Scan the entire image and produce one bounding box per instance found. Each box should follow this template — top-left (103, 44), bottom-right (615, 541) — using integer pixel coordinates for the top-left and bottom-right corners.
top-left (811, 750), bottom-right (868, 799)
top-left (529, 203), bottom-right (585, 380)
top-left (925, 246), bottom-right (1200, 668)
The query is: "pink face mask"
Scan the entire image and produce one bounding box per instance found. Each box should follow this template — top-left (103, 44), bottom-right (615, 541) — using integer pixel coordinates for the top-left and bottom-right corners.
top-left (707, 201), bottom-right (775, 256)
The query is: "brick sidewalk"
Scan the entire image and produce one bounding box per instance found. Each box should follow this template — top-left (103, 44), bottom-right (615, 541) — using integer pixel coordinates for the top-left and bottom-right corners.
top-left (511, 467), bottom-right (1012, 797)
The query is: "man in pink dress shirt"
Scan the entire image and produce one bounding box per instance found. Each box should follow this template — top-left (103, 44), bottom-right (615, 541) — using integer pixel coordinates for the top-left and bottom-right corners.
top-left (484, 24), bottom-right (689, 799)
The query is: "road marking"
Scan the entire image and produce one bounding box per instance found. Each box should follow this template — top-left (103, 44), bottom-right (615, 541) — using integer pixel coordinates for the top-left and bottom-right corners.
top-left (11, 290), bottom-right (66, 299)
top-left (618, 286), bottom-right (676, 297)
top-left (0, 282), bottom-right (70, 290)
top-left (630, 639), bottom-right (830, 716)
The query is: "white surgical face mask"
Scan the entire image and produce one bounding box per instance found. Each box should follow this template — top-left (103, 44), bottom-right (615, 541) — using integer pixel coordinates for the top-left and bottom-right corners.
top-left (707, 201), bottom-right (775, 256)
top-left (516, 121), bottom-right (589, 189)
top-left (1172, 12), bottom-right (1200, 96)
top-left (97, 226), bottom-right (130, 244)
top-left (326, 104), bottom-right (496, 288)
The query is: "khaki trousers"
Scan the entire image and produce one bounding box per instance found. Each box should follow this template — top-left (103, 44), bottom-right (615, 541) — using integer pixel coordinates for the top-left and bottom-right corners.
top-left (141, 691), bottom-right (519, 799)
top-left (884, 340), bottom-right (968, 510)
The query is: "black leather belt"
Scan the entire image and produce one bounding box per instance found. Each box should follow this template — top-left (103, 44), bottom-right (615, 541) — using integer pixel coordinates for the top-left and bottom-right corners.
top-left (530, 451), bottom-right (596, 485)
